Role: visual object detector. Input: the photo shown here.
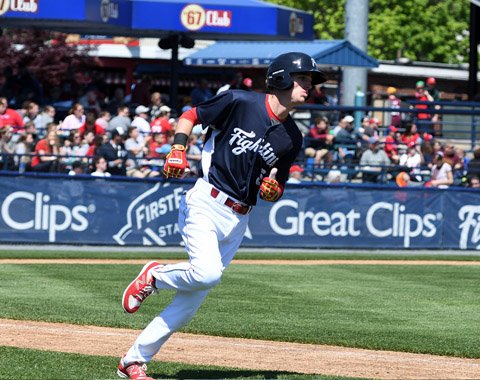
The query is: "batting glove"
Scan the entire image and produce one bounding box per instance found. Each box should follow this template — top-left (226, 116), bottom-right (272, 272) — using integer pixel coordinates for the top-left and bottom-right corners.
top-left (163, 144), bottom-right (188, 178)
top-left (260, 177), bottom-right (284, 202)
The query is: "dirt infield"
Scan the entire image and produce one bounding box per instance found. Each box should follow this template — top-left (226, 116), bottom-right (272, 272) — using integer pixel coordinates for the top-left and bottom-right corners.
top-left (1, 318), bottom-right (479, 379)
top-left (2, 259), bottom-right (480, 379)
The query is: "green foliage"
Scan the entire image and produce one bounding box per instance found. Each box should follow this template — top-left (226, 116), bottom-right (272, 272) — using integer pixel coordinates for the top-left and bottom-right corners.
top-left (1, 263), bottom-right (479, 357)
top-left (267, 0), bottom-right (469, 64)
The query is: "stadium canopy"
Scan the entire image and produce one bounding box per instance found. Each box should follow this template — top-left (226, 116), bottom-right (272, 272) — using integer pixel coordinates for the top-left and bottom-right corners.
top-left (0, 0), bottom-right (316, 109)
top-left (184, 40), bottom-right (379, 68)
top-left (0, 0), bottom-right (315, 41)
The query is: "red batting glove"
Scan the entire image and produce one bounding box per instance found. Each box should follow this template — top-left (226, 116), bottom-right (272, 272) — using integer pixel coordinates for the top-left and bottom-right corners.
top-left (259, 177), bottom-right (284, 202)
top-left (163, 144), bottom-right (188, 178)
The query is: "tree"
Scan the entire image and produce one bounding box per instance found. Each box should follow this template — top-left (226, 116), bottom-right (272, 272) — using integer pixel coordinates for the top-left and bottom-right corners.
top-left (0, 29), bottom-right (96, 105)
top-left (266, 0), bottom-right (469, 64)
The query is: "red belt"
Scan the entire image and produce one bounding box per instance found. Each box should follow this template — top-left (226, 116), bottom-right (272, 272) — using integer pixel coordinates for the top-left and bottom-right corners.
top-left (210, 188), bottom-right (252, 215)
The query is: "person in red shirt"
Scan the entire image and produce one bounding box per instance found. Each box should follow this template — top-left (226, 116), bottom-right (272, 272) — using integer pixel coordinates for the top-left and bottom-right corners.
top-left (150, 105), bottom-right (173, 134)
top-left (0, 97), bottom-right (24, 133)
top-left (31, 130), bottom-right (61, 172)
top-left (412, 81), bottom-right (433, 133)
top-left (79, 112), bottom-right (106, 137)
top-left (384, 125), bottom-right (400, 164)
top-left (401, 122), bottom-right (421, 147)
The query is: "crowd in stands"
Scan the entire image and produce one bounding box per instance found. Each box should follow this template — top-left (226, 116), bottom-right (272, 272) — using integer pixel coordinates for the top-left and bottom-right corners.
top-left (0, 74), bottom-right (479, 189)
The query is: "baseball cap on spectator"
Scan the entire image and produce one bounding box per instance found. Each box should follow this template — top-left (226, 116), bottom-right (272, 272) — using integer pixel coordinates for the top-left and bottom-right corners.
top-left (111, 127), bottom-right (124, 138)
top-left (369, 117), bottom-right (379, 125)
top-left (416, 80), bottom-right (425, 88)
top-left (289, 164), bottom-right (304, 174)
top-left (243, 78), bottom-right (253, 88)
top-left (135, 105), bottom-right (149, 114)
top-left (369, 136), bottom-right (379, 144)
top-left (408, 141), bottom-right (416, 148)
top-left (423, 132), bottom-right (433, 141)
top-left (387, 87), bottom-right (397, 95)
top-left (343, 115), bottom-right (354, 123)
top-left (389, 125), bottom-right (398, 133)
top-left (436, 151), bottom-right (444, 158)
top-left (426, 77), bottom-right (436, 85)
top-left (159, 105), bottom-right (171, 114)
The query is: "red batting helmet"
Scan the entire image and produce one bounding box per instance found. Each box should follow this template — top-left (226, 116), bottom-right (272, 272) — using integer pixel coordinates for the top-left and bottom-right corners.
top-left (426, 77), bottom-right (436, 85)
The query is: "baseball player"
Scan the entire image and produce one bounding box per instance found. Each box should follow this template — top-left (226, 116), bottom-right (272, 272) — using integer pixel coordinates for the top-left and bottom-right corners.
top-left (117, 52), bottom-right (327, 380)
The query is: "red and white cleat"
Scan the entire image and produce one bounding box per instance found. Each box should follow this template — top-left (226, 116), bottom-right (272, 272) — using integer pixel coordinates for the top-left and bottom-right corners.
top-left (122, 261), bottom-right (162, 314)
top-left (117, 355), bottom-right (154, 380)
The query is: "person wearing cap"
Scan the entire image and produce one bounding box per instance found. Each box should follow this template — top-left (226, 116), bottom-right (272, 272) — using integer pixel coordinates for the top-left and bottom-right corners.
top-left (384, 125), bottom-right (400, 164)
top-left (429, 151), bottom-right (453, 188)
top-left (333, 115), bottom-right (362, 165)
top-left (131, 105), bottom-right (151, 144)
top-left (150, 105), bottom-right (174, 135)
top-left (425, 77), bottom-right (442, 135)
top-left (241, 78), bottom-right (253, 91)
top-left (286, 164), bottom-right (305, 184)
top-left (386, 86), bottom-right (401, 127)
top-left (412, 80), bottom-right (434, 134)
top-left (359, 136), bottom-right (391, 183)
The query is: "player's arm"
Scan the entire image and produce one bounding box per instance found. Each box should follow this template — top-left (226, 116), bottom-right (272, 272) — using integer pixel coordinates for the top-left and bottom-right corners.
top-left (163, 108), bottom-right (197, 178)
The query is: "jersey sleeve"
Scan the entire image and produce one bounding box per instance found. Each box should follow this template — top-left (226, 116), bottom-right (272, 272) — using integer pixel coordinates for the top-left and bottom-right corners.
top-left (195, 90), bottom-right (235, 130)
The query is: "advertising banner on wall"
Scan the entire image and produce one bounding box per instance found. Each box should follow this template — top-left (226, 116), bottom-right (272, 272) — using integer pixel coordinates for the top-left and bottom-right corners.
top-left (0, 176), bottom-right (479, 250)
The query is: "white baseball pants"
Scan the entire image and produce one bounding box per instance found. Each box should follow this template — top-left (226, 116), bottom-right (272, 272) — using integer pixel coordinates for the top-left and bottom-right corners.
top-left (124, 178), bottom-right (250, 364)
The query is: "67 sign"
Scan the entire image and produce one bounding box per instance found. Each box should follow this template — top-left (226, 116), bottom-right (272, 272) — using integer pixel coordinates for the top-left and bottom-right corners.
top-left (180, 4), bottom-right (232, 31)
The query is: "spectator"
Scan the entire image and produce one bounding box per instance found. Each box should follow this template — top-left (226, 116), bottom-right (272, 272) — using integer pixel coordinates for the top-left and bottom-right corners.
top-left (31, 130), bottom-right (62, 173)
top-left (0, 97), bottom-right (24, 133)
top-left (79, 90), bottom-right (102, 114)
top-left (106, 88), bottom-right (127, 115)
top-left (400, 122), bottom-right (421, 147)
top-left (95, 111), bottom-right (111, 132)
top-left (148, 124), bottom-right (169, 159)
top-left (97, 127), bottom-right (128, 176)
top-left (420, 132), bottom-right (435, 164)
top-left (386, 87), bottom-right (401, 127)
top-left (22, 102), bottom-right (42, 132)
top-left (359, 137), bottom-right (391, 183)
top-left (426, 77), bottom-right (442, 136)
top-left (467, 147), bottom-right (480, 179)
top-left (13, 132), bottom-right (34, 172)
top-left (384, 125), bottom-right (400, 164)
top-left (90, 156), bottom-right (111, 177)
top-left (0, 127), bottom-right (15, 170)
top-left (79, 112), bottom-right (106, 138)
top-left (333, 115), bottom-right (361, 164)
top-left (68, 161), bottom-right (84, 176)
top-left (60, 103), bottom-right (85, 136)
top-left (428, 151), bottom-right (453, 188)
top-left (241, 77), bottom-right (253, 91)
top-left (108, 105), bottom-right (131, 134)
top-left (286, 164), bottom-right (304, 184)
top-left (305, 116), bottom-right (334, 165)
top-left (186, 134), bottom-right (202, 176)
top-left (190, 78), bottom-right (213, 105)
top-left (399, 142), bottom-right (424, 181)
top-left (124, 126), bottom-right (158, 178)
top-left (149, 92), bottom-right (164, 119)
top-left (150, 105), bottom-right (174, 134)
top-left (443, 144), bottom-right (463, 180)
top-left (131, 75), bottom-right (152, 106)
top-left (37, 105), bottom-right (56, 134)
top-left (468, 175), bottom-right (480, 189)
top-left (86, 134), bottom-right (105, 160)
top-left (131, 105), bottom-right (152, 143)
top-left (411, 81), bottom-right (433, 133)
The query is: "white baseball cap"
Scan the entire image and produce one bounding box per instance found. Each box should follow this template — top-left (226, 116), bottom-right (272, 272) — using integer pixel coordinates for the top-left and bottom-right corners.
top-left (343, 115), bottom-right (354, 123)
top-left (159, 105), bottom-right (172, 114)
top-left (135, 105), bottom-right (149, 114)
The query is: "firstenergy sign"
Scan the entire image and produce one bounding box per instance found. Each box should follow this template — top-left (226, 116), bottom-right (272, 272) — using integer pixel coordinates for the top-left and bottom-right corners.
top-left (269, 200), bottom-right (441, 248)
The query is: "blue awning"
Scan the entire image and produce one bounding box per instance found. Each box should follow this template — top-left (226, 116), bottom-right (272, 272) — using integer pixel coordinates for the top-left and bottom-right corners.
top-left (0, 0), bottom-right (315, 41)
top-left (184, 40), bottom-right (379, 68)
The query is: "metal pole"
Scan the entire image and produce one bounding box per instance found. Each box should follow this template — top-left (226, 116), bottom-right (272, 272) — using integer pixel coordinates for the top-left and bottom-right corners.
top-left (170, 35), bottom-right (179, 113)
top-left (468, 1), bottom-right (479, 101)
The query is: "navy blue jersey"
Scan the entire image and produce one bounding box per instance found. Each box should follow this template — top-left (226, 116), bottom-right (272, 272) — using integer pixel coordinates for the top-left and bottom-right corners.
top-left (196, 90), bottom-right (302, 206)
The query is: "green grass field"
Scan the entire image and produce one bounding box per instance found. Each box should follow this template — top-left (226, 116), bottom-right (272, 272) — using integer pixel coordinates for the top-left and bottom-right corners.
top-left (0, 249), bottom-right (479, 379)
